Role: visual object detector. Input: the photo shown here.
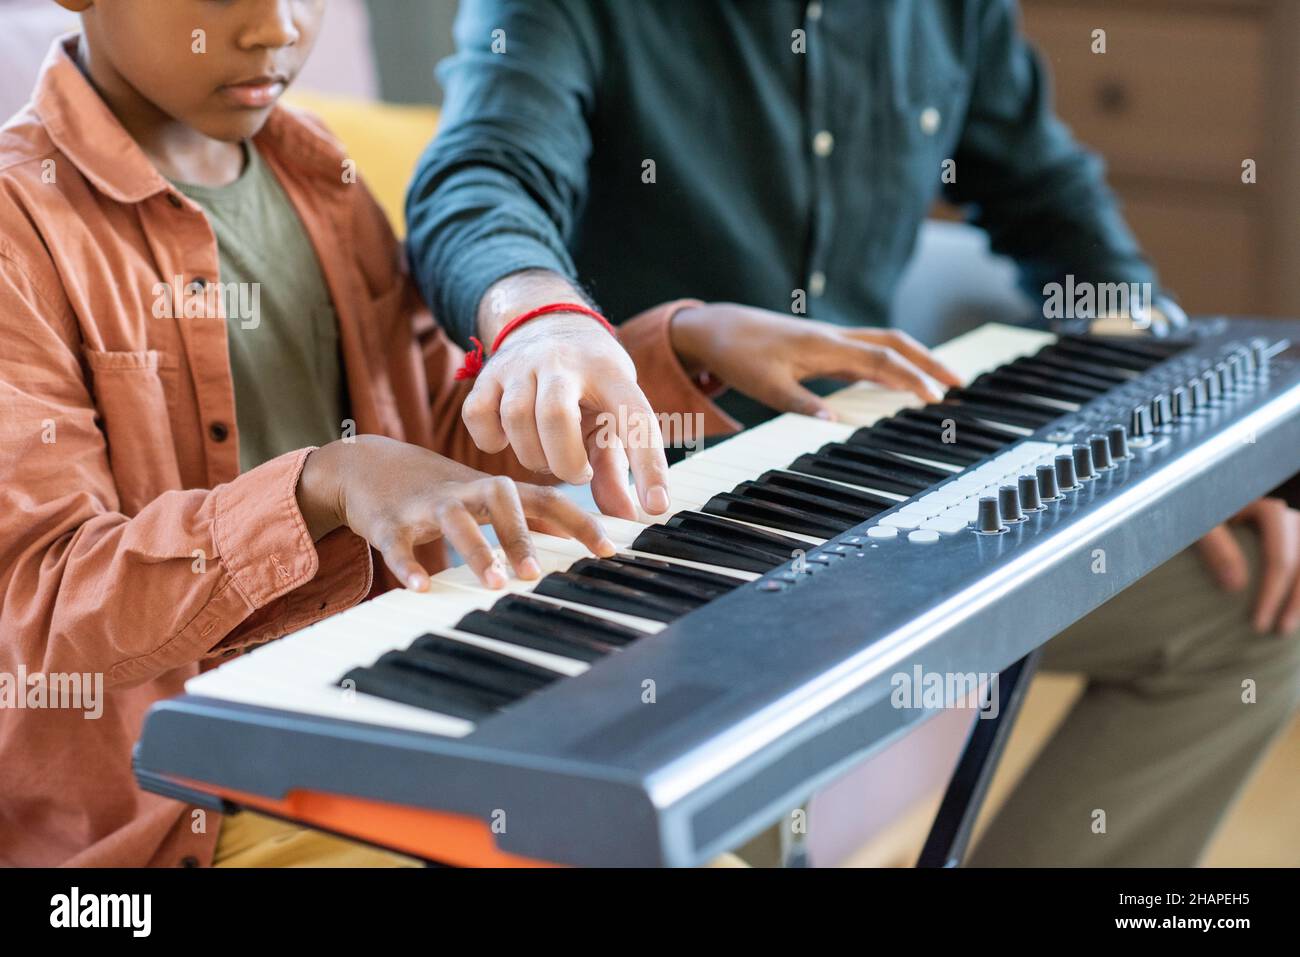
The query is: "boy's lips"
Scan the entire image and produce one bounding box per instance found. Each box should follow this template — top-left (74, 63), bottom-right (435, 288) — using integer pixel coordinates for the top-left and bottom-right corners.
top-left (218, 74), bottom-right (287, 109)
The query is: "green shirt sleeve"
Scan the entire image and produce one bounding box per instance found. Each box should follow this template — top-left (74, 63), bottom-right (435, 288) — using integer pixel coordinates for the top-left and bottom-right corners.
top-left (405, 0), bottom-right (603, 350)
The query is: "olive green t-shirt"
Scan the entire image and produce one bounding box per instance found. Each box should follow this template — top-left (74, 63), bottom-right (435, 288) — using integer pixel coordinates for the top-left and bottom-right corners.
top-left (174, 142), bottom-right (347, 473)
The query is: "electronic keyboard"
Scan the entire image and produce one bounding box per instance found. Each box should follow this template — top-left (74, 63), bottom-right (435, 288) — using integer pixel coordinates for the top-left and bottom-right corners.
top-left (134, 318), bottom-right (1300, 866)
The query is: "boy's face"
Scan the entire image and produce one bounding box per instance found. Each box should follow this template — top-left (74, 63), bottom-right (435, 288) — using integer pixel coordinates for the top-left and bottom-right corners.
top-left (60, 0), bottom-right (325, 142)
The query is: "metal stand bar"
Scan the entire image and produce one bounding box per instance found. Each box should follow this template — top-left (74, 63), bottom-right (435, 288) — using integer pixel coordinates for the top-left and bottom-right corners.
top-left (916, 649), bottom-right (1043, 868)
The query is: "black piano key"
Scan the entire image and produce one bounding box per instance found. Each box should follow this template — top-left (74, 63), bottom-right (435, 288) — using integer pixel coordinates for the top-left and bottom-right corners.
top-left (630, 525), bottom-right (781, 573)
top-left (843, 427), bottom-right (983, 467)
top-left (596, 554), bottom-right (741, 595)
top-left (814, 442), bottom-right (951, 483)
top-left (789, 453), bottom-right (930, 496)
top-left (404, 634), bottom-right (559, 699)
top-left (1047, 339), bottom-right (1154, 374)
top-left (1029, 347), bottom-right (1136, 383)
top-left (455, 607), bottom-right (613, 663)
top-left (937, 396), bottom-right (1057, 430)
top-left (488, 594), bottom-right (648, 648)
top-left (1008, 355), bottom-right (1126, 391)
top-left (896, 407), bottom-right (1024, 443)
top-left (1057, 332), bottom-right (1183, 363)
top-left (754, 469), bottom-right (899, 513)
top-left (972, 369), bottom-right (1101, 404)
top-left (871, 416), bottom-right (1008, 454)
top-left (339, 659), bottom-right (508, 722)
top-left (534, 572), bottom-right (698, 623)
top-left (631, 512), bottom-right (806, 573)
top-left (948, 385), bottom-right (1074, 416)
top-left (567, 556), bottom-right (730, 603)
top-left (737, 477), bottom-right (880, 521)
top-left (702, 491), bottom-right (855, 539)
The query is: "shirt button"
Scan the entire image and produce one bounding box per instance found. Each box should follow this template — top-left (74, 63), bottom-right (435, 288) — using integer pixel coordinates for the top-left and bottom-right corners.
top-left (208, 422), bottom-right (230, 443)
top-left (812, 130), bottom-right (835, 158)
top-left (809, 271), bottom-right (827, 297)
top-left (920, 107), bottom-right (942, 136)
top-left (806, 1), bottom-right (823, 21)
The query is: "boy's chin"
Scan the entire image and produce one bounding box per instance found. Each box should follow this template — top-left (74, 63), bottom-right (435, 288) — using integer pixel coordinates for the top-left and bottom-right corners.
top-left (196, 109), bottom-right (276, 144)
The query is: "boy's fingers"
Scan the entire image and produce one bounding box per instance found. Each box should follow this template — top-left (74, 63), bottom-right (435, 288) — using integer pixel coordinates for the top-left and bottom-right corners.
top-left (519, 484), bottom-right (616, 557)
top-left (499, 375), bottom-right (548, 473)
top-left (437, 500), bottom-right (508, 589)
top-left (534, 373), bottom-right (592, 484)
top-left (847, 343), bottom-right (945, 402)
top-left (849, 328), bottom-right (963, 387)
top-left (597, 383), bottom-right (670, 515)
top-left (462, 374), bottom-right (509, 454)
top-left (754, 375), bottom-right (835, 420)
top-left (376, 531), bottom-right (432, 593)
top-left (481, 477), bottom-right (542, 579)
top-left (1196, 525), bottom-right (1249, 592)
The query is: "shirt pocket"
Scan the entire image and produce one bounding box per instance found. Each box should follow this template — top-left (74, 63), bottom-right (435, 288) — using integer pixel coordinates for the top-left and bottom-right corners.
top-left (876, 63), bottom-right (971, 265)
top-left (84, 349), bottom-right (184, 516)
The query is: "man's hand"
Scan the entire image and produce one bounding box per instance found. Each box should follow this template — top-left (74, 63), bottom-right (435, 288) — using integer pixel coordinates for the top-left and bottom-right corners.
top-left (670, 303), bottom-right (963, 416)
top-left (296, 435), bottom-right (615, 591)
top-left (465, 271), bottom-right (669, 521)
top-left (1196, 497), bottom-right (1300, 635)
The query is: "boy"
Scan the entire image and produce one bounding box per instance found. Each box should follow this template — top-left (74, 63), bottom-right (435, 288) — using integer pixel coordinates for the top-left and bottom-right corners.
top-left (0, 0), bottom-right (944, 867)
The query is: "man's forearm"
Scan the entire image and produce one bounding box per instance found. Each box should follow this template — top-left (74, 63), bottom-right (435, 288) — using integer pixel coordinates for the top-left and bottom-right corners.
top-left (475, 269), bottom-right (597, 343)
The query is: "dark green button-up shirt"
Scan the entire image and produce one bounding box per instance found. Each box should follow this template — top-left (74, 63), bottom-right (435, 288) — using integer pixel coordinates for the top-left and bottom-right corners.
top-left (408, 0), bottom-right (1157, 350)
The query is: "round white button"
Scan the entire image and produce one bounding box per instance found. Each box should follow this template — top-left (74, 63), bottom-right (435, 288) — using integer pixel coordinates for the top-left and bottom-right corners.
top-left (812, 130), bottom-right (835, 157)
top-left (919, 107), bottom-right (941, 135)
top-left (806, 1), bottom-right (823, 21)
top-left (908, 529), bottom-right (941, 544)
top-left (867, 525), bottom-right (898, 540)
top-left (809, 271), bottom-right (827, 297)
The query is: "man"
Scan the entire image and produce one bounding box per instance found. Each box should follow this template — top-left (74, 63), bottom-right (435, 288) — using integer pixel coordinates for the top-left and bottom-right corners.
top-left (406, 0), bottom-right (1300, 865)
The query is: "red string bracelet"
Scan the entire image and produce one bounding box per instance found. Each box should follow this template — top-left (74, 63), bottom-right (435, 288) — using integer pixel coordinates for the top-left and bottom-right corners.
top-left (455, 303), bottom-right (616, 380)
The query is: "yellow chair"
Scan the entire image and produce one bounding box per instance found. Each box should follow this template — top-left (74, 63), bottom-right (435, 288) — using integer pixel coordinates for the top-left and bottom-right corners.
top-left (284, 91), bottom-right (440, 237)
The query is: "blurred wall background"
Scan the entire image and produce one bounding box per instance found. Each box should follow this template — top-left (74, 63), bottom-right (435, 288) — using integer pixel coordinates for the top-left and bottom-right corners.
top-left (364, 0), bottom-right (458, 105)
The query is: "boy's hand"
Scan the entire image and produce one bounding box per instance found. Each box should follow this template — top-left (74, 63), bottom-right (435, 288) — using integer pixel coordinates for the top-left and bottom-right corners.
top-left (296, 436), bottom-right (615, 591)
top-left (670, 303), bottom-right (964, 417)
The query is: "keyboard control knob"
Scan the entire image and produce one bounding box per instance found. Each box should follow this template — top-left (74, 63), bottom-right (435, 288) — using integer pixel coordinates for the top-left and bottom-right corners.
top-left (1231, 352), bottom-right (1250, 386)
top-left (1018, 473), bottom-right (1044, 511)
top-left (976, 496), bottom-right (1006, 534)
top-left (1238, 347), bottom-right (1256, 377)
top-left (1131, 403), bottom-right (1153, 439)
top-left (1089, 434), bottom-right (1114, 470)
top-left (1073, 443), bottom-right (1096, 481)
top-left (1202, 369), bottom-right (1221, 403)
top-left (999, 484), bottom-right (1025, 523)
top-left (1252, 340), bottom-right (1270, 377)
top-left (1107, 424), bottom-right (1131, 461)
top-left (1189, 376), bottom-right (1208, 410)
top-left (1036, 463), bottom-right (1062, 501)
top-left (1217, 361), bottom-right (1234, 393)
top-left (1055, 453), bottom-right (1081, 491)
top-left (1151, 393), bottom-right (1172, 427)
top-left (1172, 386), bottom-right (1190, 419)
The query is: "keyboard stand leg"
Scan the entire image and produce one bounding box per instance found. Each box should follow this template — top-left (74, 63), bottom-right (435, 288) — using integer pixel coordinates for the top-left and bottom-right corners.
top-left (916, 649), bottom-right (1042, 868)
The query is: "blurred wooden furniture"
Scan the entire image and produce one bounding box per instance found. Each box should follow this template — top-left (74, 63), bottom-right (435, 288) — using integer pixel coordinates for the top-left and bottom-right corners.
top-left (1019, 0), bottom-right (1300, 318)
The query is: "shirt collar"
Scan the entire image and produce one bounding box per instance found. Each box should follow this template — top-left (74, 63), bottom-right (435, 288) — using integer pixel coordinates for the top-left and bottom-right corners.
top-left (33, 34), bottom-right (351, 205)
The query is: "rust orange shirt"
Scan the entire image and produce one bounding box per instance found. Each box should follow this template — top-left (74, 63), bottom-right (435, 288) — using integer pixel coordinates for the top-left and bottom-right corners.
top-left (0, 38), bottom-right (736, 867)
